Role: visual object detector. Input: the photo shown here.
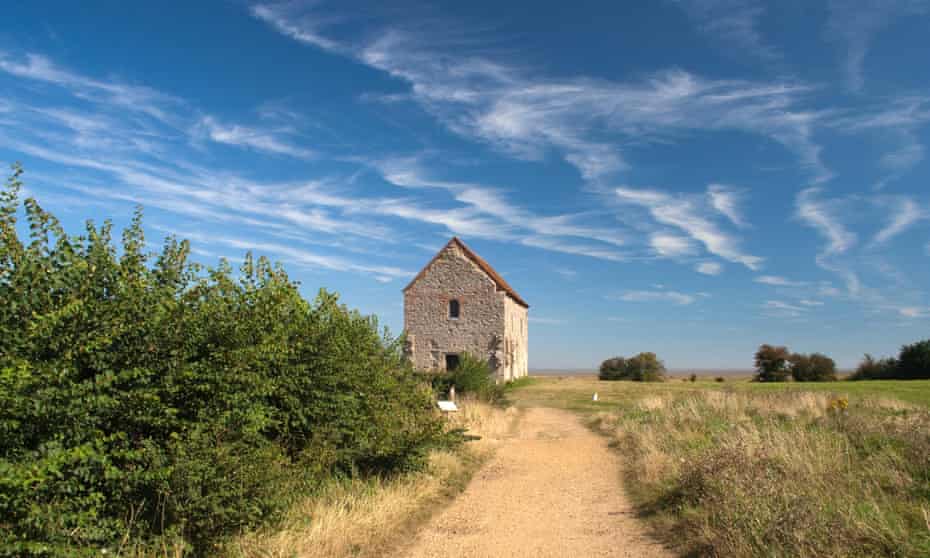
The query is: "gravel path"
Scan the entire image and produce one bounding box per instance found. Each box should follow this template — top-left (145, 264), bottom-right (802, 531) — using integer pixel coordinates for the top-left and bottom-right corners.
top-left (397, 407), bottom-right (672, 558)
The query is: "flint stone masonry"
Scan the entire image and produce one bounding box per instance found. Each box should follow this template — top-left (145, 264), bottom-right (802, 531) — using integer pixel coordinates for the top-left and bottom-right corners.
top-left (403, 238), bottom-right (528, 382)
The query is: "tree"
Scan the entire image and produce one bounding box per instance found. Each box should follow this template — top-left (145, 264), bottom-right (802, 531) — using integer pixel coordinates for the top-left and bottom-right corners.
top-left (897, 339), bottom-right (930, 379)
top-left (754, 344), bottom-right (791, 382)
top-left (599, 356), bottom-right (627, 380)
top-left (849, 354), bottom-right (898, 380)
top-left (625, 352), bottom-right (666, 382)
top-left (789, 352), bottom-right (837, 381)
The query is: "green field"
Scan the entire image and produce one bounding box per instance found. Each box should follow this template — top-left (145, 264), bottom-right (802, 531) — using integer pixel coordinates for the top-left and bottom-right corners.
top-left (509, 375), bottom-right (930, 411)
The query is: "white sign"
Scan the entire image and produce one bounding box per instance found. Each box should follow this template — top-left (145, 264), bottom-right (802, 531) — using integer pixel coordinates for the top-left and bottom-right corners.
top-left (437, 400), bottom-right (459, 412)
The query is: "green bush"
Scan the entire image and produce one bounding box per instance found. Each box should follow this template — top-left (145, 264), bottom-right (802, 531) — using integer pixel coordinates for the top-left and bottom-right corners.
top-left (0, 166), bottom-right (451, 556)
top-left (789, 352), bottom-right (837, 381)
top-left (754, 344), bottom-right (791, 382)
top-left (598, 356), bottom-right (627, 380)
top-left (429, 353), bottom-right (503, 403)
top-left (598, 353), bottom-right (665, 382)
top-left (898, 339), bottom-right (930, 379)
top-left (850, 340), bottom-right (930, 380)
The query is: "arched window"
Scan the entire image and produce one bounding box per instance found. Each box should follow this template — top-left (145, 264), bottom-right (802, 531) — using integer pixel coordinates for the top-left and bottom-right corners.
top-left (449, 299), bottom-right (460, 319)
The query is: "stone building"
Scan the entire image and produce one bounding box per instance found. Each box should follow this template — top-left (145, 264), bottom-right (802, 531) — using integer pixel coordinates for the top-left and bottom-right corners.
top-left (403, 237), bottom-right (529, 382)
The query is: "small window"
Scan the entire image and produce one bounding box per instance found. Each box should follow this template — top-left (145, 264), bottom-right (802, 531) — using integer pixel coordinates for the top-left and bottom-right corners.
top-left (445, 353), bottom-right (460, 371)
top-left (449, 299), bottom-right (460, 319)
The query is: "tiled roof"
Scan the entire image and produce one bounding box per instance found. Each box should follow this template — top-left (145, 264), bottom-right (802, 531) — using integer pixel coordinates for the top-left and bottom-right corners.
top-left (403, 237), bottom-right (529, 308)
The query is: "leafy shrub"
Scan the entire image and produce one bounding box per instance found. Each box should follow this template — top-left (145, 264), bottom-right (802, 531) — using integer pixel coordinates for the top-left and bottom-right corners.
top-left (898, 339), bottom-right (930, 379)
top-left (850, 340), bottom-right (930, 380)
top-left (714, 376), bottom-right (725, 382)
top-left (0, 166), bottom-right (451, 556)
top-left (689, 373), bottom-right (697, 382)
top-left (598, 356), bottom-right (627, 380)
top-left (754, 344), bottom-right (791, 382)
top-left (598, 353), bottom-right (665, 382)
top-left (789, 352), bottom-right (838, 381)
top-left (429, 353), bottom-right (503, 403)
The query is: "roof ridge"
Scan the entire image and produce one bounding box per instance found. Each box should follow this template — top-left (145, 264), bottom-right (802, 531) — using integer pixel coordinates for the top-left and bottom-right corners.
top-left (403, 237), bottom-right (529, 308)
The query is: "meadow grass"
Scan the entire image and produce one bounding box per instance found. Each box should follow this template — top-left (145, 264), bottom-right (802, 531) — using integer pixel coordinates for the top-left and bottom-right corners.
top-left (511, 376), bottom-right (930, 557)
top-left (511, 375), bottom-right (930, 412)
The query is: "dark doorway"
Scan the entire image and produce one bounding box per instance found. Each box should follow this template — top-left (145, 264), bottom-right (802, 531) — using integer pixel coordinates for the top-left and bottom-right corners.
top-left (449, 299), bottom-right (460, 318)
top-left (445, 353), bottom-right (460, 371)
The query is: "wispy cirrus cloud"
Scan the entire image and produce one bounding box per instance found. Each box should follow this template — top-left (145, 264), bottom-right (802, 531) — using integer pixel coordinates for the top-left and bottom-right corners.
top-left (650, 233), bottom-right (696, 257)
top-left (755, 275), bottom-right (806, 287)
top-left (615, 184), bottom-right (762, 269)
top-left (871, 197), bottom-right (924, 246)
top-left (707, 183), bottom-right (748, 228)
top-left (795, 187), bottom-right (859, 294)
top-left (674, 0), bottom-right (779, 61)
top-left (251, 2), bottom-right (833, 183)
top-left (825, 0), bottom-right (930, 92)
top-left (762, 299), bottom-right (808, 318)
top-left (615, 289), bottom-right (696, 305)
top-left (831, 97), bottom-right (930, 188)
top-left (695, 261), bottom-right (723, 275)
top-left (0, 51), bottom-right (182, 124)
top-left (194, 116), bottom-right (316, 159)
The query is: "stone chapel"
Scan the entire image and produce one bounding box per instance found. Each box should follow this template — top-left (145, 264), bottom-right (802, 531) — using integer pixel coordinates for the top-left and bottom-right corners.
top-left (403, 237), bottom-right (529, 381)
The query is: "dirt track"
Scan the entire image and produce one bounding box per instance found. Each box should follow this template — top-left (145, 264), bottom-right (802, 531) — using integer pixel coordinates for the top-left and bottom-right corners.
top-left (398, 407), bottom-right (672, 558)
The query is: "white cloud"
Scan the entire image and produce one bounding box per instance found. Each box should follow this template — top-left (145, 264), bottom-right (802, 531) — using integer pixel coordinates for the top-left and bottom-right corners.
top-left (831, 98), bottom-right (930, 187)
top-left (676, 0), bottom-right (779, 61)
top-left (616, 185), bottom-right (762, 269)
top-left (195, 116), bottom-right (315, 159)
top-left (707, 183), bottom-right (748, 228)
top-left (796, 188), bottom-right (860, 295)
top-left (554, 267), bottom-right (578, 279)
top-left (754, 275), bottom-right (806, 287)
top-left (825, 0), bottom-right (930, 92)
top-left (0, 52), bottom-right (180, 124)
top-left (762, 299), bottom-right (808, 317)
top-left (162, 229), bottom-right (413, 280)
top-left (650, 233), bottom-right (696, 257)
top-left (617, 290), bottom-right (696, 305)
top-left (252, 5), bottom-right (833, 183)
top-left (799, 299), bottom-right (824, 306)
top-left (796, 188), bottom-right (857, 256)
top-left (695, 261), bottom-right (723, 275)
top-left (871, 197), bottom-right (924, 245)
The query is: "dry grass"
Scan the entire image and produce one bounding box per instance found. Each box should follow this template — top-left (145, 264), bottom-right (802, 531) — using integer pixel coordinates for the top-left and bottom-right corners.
top-left (223, 399), bottom-right (516, 558)
top-left (588, 389), bottom-right (930, 557)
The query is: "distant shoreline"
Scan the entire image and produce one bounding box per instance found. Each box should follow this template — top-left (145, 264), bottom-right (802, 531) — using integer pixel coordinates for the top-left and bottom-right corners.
top-left (529, 368), bottom-right (852, 378)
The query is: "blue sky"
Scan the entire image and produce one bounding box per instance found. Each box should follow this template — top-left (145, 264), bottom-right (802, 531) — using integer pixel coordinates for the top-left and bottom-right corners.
top-left (2, 1), bottom-right (929, 369)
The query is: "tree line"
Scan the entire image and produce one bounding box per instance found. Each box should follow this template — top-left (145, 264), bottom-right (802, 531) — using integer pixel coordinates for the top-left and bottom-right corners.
top-left (754, 340), bottom-right (930, 382)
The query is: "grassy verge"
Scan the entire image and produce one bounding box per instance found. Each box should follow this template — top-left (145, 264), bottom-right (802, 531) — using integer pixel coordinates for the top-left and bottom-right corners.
top-left (511, 376), bottom-right (930, 557)
top-left (222, 399), bottom-right (518, 558)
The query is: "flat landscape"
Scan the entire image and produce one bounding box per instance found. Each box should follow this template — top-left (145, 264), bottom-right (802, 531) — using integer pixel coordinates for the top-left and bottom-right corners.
top-left (515, 374), bottom-right (930, 410)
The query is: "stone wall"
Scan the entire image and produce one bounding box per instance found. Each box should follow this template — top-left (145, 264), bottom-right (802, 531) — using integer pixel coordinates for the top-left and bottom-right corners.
top-left (404, 242), bottom-right (508, 374)
top-left (502, 296), bottom-right (529, 380)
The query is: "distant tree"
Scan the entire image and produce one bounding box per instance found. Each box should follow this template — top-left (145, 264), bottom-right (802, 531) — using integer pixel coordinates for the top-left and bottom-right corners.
top-left (897, 339), bottom-right (930, 379)
top-left (754, 344), bottom-right (791, 382)
top-left (789, 353), bottom-right (837, 381)
top-left (626, 352), bottom-right (666, 382)
top-left (599, 356), bottom-right (627, 381)
top-left (689, 373), bottom-right (697, 382)
top-left (849, 354), bottom-right (896, 380)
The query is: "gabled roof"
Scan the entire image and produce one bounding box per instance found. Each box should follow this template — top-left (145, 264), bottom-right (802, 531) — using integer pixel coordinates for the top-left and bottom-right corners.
top-left (404, 237), bottom-right (529, 308)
